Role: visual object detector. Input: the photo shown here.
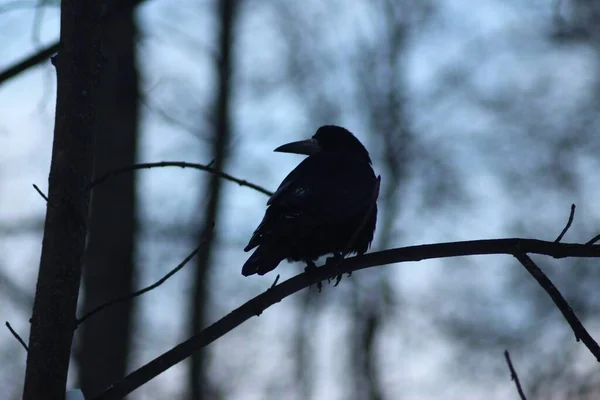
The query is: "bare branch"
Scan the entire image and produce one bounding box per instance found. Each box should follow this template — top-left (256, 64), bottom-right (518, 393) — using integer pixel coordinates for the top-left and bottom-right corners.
top-left (0, 43), bottom-right (58, 86)
top-left (93, 238), bottom-right (600, 399)
top-left (585, 233), bottom-right (600, 246)
top-left (0, 0), bottom-right (149, 87)
top-left (5, 321), bottom-right (28, 352)
top-left (140, 95), bottom-right (204, 139)
top-left (76, 237), bottom-right (209, 326)
top-left (270, 274), bottom-right (280, 288)
top-left (32, 183), bottom-right (50, 204)
top-left (504, 350), bottom-right (527, 400)
top-left (554, 203), bottom-right (575, 242)
top-left (513, 253), bottom-right (600, 361)
top-left (90, 161), bottom-right (273, 197)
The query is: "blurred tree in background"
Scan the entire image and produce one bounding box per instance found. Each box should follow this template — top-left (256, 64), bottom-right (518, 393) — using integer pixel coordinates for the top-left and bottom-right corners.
top-left (188, 1), bottom-right (237, 399)
top-left (77, 0), bottom-right (139, 396)
top-left (1, 0), bottom-right (600, 399)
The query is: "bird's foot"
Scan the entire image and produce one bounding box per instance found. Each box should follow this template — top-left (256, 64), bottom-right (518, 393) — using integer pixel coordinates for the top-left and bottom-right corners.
top-left (304, 261), bottom-right (322, 292)
top-left (304, 261), bottom-right (317, 273)
top-left (334, 274), bottom-right (343, 286)
top-left (333, 272), bottom-right (352, 287)
top-left (325, 252), bottom-right (344, 267)
top-left (324, 253), bottom-right (348, 287)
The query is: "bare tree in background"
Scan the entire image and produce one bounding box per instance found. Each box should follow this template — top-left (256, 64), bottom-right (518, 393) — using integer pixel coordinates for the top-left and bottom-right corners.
top-left (425, 1), bottom-right (600, 398)
top-left (189, 1), bottom-right (238, 399)
top-left (346, 3), bottom-right (413, 399)
top-left (4, 0), bottom-right (600, 398)
top-left (78, 1), bottom-right (139, 396)
top-left (262, 2), bottom-right (435, 398)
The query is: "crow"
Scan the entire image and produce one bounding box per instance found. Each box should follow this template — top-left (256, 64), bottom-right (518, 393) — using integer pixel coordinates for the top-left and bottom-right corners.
top-left (242, 125), bottom-right (379, 277)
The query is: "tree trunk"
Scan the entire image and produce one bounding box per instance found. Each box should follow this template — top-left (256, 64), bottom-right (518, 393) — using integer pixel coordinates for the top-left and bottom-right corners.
top-left (22, 1), bottom-right (102, 399)
top-left (188, 1), bottom-right (237, 399)
top-left (78, 4), bottom-right (139, 397)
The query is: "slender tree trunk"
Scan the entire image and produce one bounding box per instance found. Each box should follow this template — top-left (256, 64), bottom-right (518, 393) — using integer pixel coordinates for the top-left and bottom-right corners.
top-left (350, 5), bottom-right (409, 399)
top-left (22, 1), bottom-right (102, 399)
top-left (188, 1), bottom-right (237, 399)
top-left (78, 3), bottom-right (139, 397)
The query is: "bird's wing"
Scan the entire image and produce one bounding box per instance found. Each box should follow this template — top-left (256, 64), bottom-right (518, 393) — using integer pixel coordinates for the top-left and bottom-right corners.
top-left (244, 162), bottom-right (317, 251)
top-left (244, 153), bottom-right (375, 251)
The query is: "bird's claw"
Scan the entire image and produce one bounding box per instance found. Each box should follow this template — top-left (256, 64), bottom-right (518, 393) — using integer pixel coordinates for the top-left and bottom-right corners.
top-left (304, 261), bottom-right (323, 292)
top-left (324, 253), bottom-right (346, 286)
top-left (334, 274), bottom-right (343, 286)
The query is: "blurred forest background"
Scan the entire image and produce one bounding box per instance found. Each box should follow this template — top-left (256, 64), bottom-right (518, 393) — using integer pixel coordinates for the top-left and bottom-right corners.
top-left (2, 0), bottom-right (600, 399)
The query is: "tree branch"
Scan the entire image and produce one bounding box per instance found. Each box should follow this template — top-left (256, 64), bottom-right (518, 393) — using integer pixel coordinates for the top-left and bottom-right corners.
top-left (32, 183), bottom-right (50, 204)
top-left (0, 0), bottom-right (149, 87)
top-left (504, 350), bottom-right (527, 400)
top-left (586, 233), bottom-right (600, 246)
top-left (513, 253), bottom-right (600, 359)
top-left (76, 238), bottom-right (208, 326)
top-left (93, 238), bottom-right (600, 399)
top-left (90, 161), bottom-right (273, 196)
top-left (5, 322), bottom-right (28, 352)
top-left (554, 203), bottom-right (575, 242)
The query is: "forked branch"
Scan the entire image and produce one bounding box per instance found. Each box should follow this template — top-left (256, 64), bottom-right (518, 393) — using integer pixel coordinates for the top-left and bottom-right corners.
top-left (94, 238), bottom-right (600, 399)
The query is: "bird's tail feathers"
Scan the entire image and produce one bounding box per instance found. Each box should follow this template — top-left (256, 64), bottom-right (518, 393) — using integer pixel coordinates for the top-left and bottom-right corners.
top-left (241, 245), bottom-right (285, 276)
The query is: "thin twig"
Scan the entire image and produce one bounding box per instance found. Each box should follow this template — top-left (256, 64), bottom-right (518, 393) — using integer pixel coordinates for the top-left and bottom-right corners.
top-left (585, 234), bottom-right (600, 246)
top-left (76, 240), bottom-right (207, 326)
top-left (6, 321), bottom-right (28, 351)
top-left (0, 0), bottom-right (149, 87)
top-left (93, 238), bottom-right (600, 400)
top-left (554, 203), bottom-right (575, 242)
top-left (514, 253), bottom-right (600, 361)
top-left (504, 350), bottom-right (527, 400)
top-left (270, 274), bottom-right (280, 288)
top-left (32, 184), bottom-right (51, 204)
top-left (89, 161), bottom-right (273, 197)
top-left (140, 95), bottom-right (205, 139)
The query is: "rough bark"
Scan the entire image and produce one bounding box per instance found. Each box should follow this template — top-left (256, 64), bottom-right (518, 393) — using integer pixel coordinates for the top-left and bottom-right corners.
top-left (22, 1), bottom-right (103, 399)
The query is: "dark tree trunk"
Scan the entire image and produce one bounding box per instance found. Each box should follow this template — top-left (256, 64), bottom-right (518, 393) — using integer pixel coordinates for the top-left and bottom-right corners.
top-left (22, 1), bottom-right (102, 399)
top-left (188, 1), bottom-right (237, 399)
top-left (78, 4), bottom-right (139, 397)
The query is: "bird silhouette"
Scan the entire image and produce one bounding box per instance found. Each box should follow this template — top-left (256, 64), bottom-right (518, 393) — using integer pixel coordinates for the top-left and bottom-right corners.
top-left (242, 125), bottom-right (379, 276)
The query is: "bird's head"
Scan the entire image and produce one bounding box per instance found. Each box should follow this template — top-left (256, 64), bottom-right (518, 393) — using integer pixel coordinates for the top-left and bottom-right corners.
top-left (274, 125), bottom-right (372, 164)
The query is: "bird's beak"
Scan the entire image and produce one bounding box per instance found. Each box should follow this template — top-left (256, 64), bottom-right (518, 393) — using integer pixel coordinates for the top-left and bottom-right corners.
top-left (274, 138), bottom-right (321, 155)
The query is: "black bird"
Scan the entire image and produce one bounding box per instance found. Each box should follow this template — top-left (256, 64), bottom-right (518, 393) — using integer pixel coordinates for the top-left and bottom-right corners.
top-left (242, 125), bottom-right (379, 276)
